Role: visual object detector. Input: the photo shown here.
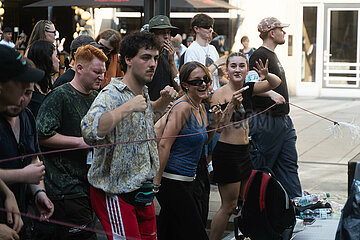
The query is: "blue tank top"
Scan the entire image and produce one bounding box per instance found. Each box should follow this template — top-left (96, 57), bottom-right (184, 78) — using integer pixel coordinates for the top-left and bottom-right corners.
top-left (165, 101), bottom-right (208, 177)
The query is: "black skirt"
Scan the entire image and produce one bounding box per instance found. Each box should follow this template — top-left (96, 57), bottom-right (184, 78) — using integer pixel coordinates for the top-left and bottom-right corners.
top-left (212, 141), bottom-right (253, 183)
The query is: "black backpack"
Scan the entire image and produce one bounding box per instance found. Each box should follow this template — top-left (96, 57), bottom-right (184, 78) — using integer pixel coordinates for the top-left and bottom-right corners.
top-left (234, 169), bottom-right (296, 240)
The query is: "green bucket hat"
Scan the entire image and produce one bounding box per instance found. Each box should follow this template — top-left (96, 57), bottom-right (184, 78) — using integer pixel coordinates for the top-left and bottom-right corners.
top-left (149, 15), bottom-right (178, 30)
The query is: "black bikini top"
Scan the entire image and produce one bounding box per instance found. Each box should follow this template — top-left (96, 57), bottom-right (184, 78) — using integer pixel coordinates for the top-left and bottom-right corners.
top-left (220, 102), bottom-right (247, 122)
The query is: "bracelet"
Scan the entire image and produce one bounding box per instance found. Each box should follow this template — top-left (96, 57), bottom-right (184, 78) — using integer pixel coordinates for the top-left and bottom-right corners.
top-left (153, 184), bottom-right (161, 193)
top-left (34, 189), bottom-right (46, 199)
top-left (213, 63), bottom-right (219, 69)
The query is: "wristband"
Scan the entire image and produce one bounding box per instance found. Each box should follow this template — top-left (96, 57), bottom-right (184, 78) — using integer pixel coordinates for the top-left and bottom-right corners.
top-left (213, 63), bottom-right (219, 69)
top-left (153, 184), bottom-right (161, 193)
top-left (34, 189), bottom-right (46, 199)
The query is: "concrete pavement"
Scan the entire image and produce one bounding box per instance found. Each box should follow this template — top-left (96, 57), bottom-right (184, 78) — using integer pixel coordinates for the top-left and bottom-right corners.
top-left (291, 96), bottom-right (360, 204)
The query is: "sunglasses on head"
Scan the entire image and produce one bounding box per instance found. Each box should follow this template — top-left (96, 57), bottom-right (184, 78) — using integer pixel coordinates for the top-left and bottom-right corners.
top-left (99, 42), bottom-right (112, 54)
top-left (185, 75), bottom-right (211, 86)
top-left (45, 30), bottom-right (56, 35)
top-left (199, 25), bottom-right (213, 30)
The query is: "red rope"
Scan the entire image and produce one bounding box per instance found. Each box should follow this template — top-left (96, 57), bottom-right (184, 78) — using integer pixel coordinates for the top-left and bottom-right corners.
top-left (288, 102), bottom-right (339, 125)
top-left (0, 101), bottom-right (344, 236)
top-left (0, 207), bottom-right (153, 240)
top-left (0, 103), bottom-right (278, 164)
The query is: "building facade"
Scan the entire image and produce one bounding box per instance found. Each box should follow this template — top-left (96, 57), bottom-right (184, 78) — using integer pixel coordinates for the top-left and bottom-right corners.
top-left (235, 0), bottom-right (360, 98)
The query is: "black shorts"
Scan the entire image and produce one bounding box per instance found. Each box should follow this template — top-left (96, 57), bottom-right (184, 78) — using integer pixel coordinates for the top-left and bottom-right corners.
top-left (212, 141), bottom-right (253, 183)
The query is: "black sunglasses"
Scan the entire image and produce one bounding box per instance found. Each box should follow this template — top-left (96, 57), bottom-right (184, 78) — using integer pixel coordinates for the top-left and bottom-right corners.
top-left (185, 75), bottom-right (211, 86)
top-left (199, 25), bottom-right (213, 30)
top-left (99, 42), bottom-right (112, 55)
top-left (45, 30), bottom-right (56, 35)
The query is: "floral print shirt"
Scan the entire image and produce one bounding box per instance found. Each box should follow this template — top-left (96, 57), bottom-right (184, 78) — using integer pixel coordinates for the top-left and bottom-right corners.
top-left (81, 78), bottom-right (159, 194)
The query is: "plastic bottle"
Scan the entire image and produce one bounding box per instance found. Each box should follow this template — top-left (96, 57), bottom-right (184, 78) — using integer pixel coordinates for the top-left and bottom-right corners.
top-left (293, 193), bottom-right (330, 207)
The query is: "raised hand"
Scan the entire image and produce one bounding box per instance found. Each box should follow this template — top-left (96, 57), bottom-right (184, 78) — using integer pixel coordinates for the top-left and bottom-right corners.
top-left (231, 88), bottom-right (245, 106)
top-left (163, 40), bottom-right (175, 62)
top-left (253, 59), bottom-right (269, 81)
top-left (128, 95), bottom-right (148, 112)
top-left (160, 86), bottom-right (177, 101)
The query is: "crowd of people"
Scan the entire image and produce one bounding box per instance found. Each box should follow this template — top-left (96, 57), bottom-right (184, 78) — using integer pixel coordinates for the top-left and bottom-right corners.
top-left (0, 13), bottom-right (301, 240)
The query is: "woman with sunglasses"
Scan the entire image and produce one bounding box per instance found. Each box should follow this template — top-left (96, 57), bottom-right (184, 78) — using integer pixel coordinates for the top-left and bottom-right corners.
top-left (209, 53), bottom-right (281, 240)
top-left (154, 61), bottom-right (221, 240)
top-left (25, 20), bottom-right (57, 56)
top-left (95, 29), bottom-right (123, 88)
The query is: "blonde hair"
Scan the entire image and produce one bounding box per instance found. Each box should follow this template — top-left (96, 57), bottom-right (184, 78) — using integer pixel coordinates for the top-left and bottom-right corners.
top-left (27, 20), bottom-right (54, 51)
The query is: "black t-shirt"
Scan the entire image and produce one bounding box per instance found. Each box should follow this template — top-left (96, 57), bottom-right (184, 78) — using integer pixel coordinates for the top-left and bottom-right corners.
top-left (0, 108), bottom-right (40, 223)
top-left (36, 83), bottom-right (97, 200)
top-left (249, 46), bottom-right (289, 116)
top-left (53, 68), bottom-right (75, 89)
top-left (146, 50), bottom-right (173, 101)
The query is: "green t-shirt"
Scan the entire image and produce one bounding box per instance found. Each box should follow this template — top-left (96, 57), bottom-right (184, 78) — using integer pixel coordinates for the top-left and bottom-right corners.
top-left (36, 83), bottom-right (97, 200)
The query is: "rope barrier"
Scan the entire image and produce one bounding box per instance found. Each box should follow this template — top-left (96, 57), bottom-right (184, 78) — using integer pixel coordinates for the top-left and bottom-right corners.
top-left (288, 102), bottom-right (339, 125)
top-left (0, 101), bottom-right (351, 237)
top-left (0, 103), bottom-right (278, 164)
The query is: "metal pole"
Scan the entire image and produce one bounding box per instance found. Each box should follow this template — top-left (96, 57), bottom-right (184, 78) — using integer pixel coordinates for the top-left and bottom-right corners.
top-left (47, 6), bottom-right (53, 21)
top-left (156, 0), bottom-right (170, 17)
top-left (144, 0), bottom-right (155, 24)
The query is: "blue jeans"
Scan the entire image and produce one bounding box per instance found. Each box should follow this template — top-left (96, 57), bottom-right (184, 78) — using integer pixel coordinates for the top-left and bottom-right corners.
top-left (249, 114), bottom-right (302, 199)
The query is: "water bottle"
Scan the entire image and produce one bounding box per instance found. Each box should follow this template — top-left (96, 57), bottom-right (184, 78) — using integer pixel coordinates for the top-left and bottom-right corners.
top-left (293, 193), bottom-right (330, 207)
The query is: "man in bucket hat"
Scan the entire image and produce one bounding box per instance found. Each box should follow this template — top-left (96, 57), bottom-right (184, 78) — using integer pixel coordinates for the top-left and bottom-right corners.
top-left (248, 17), bottom-right (302, 199)
top-left (146, 15), bottom-right (180, 101)
top-left (0, 45), bottom-right (44, 112)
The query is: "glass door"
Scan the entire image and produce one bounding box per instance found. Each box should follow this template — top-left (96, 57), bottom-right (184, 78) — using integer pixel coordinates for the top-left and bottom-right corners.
top-left (324, 9), bottom-right (360, 88)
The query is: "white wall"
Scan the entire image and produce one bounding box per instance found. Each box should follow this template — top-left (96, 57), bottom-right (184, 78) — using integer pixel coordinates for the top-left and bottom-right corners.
top-left (94, 8), bottom-right (117, 37)
top-left (231, 0), bottom-right (300, 96)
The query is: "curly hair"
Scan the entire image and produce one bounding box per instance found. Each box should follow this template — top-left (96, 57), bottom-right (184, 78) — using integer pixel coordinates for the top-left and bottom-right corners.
top-left (119, 31), bottom-right (160, 73)
top-left (95, 29), bottom-right (122, 55)
top-left (26, 20), bottom-right (54, 52)
top-left (28, 40), bottom-right (55, 93)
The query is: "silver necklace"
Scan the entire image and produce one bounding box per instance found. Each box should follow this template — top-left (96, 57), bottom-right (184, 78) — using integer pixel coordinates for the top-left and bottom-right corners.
top-left (186, 93), bottom-right (199, 110)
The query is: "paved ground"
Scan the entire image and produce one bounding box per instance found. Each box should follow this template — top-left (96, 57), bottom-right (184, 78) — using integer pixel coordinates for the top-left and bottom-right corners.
top-left (291, 96), bottom-right (360, 205)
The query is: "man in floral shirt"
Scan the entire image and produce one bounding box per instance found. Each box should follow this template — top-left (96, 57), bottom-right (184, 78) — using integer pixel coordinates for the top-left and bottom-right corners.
top-left (81, 31), bottom-right (177, 240)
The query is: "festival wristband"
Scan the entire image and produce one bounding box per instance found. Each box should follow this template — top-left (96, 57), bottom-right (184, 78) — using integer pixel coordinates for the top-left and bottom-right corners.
top-left (34, 189), bottom-right (46, 199)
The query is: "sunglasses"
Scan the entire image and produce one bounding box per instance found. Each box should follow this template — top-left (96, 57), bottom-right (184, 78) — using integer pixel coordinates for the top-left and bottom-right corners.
top-left (185, 75), bottom-right (211, 86)
top-left (99, 42), bottom-right (113, 55)
top-left (199, 25), bottom-right (213, 30)
top-left (46, 30), bottom-right (56, 35)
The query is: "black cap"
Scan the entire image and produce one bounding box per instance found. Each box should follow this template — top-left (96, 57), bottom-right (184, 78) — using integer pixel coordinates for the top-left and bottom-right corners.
top-left (0, 45), bottom-right (44, 83)
top-left (70, 35), bottom-right (100, 52)
top-left (3, 27), bottom-right (12, 33)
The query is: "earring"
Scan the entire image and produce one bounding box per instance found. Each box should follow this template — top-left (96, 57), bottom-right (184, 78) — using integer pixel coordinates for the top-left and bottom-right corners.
top-left (185, 88), bottom-right (189, 91)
